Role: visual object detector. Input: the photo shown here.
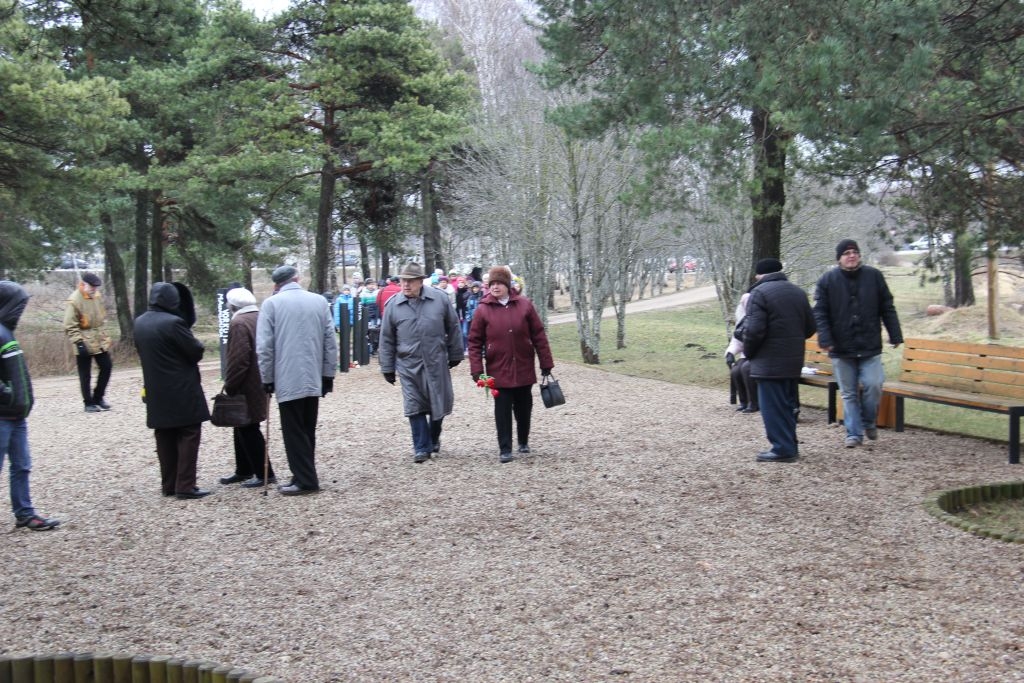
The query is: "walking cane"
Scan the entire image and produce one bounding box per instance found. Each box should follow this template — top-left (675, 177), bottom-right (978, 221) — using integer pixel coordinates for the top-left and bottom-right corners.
top-left (263, 395), bottom-right (271, 497)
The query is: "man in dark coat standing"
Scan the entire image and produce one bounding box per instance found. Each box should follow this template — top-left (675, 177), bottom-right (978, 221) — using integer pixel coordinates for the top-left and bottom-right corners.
top-left (814, 239), bottom-right (903, 448)
top-left (743, 259), bottom-right (816, 462)
top-left (134, 282), bottom-right (212, 499)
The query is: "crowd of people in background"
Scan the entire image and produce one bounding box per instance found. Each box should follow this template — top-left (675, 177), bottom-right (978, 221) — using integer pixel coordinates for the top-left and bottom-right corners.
top-left (0, 238), bottom-right (909, 529)
top-left (326, 265), bottom-right (516, 359)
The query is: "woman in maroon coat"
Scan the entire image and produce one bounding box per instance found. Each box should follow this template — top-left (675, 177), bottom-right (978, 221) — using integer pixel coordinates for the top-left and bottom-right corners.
top-left (468, 267), bottom-right (554, 463)
top-left (219, 288), bottom-right (276, 487)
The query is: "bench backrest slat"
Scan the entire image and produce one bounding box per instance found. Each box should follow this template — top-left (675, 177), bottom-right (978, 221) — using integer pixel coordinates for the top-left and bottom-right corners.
top-left (904, 347), bottom-right (1024, 373)
top-left (899, 338), bottom-right (1024, 400)
top-left (804, 336), bottom-right (833, 374)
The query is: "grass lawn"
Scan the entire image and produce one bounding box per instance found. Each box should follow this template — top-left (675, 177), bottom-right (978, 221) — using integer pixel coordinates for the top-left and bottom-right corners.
top-left (548, 262), bottom-right (1024, 448)
top-left (957, 498), bottom-right (1024, 536)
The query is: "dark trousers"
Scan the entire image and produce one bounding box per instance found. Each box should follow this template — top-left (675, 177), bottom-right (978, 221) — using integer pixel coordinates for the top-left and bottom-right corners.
top-left (232, 423), bottom-right (275, 480)
top-left (757, 378), bottom-right (800, 457)
top-left (278, 397), bottom-right (320, 490)
top-left (494, 385), bottom-right (533, 454)
top-left (408, 413), bottom-right (444, 454)
top-left (730, 359), bottom-right (758, 409)
top-left (154, 423), bottom-right (202, 495)
top-left (76, 351), bottom-right (112, 406)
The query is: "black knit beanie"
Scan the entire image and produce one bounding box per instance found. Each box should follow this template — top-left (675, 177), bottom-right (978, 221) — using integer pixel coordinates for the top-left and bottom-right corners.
top-left (835, 239), bottom-right (860, 260)
top-left (754, 258), bottom-right (783, 275)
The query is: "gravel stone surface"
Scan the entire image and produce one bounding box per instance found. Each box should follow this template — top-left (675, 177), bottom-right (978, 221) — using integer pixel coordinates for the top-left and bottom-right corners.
top-left (2, 359), bottom-right (1022, 682)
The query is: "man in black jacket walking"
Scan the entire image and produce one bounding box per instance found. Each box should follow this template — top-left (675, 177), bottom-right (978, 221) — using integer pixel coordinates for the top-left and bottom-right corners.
top-left (743, 259), bottom-right (816, 462)
top-left (813, 239), bottom-right (903, 448)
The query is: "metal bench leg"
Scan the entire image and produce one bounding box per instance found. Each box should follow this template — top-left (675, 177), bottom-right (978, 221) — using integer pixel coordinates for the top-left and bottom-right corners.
top-left (827, 383), bottom-right (837, 424)
top-left (1010, 409), bottom-right (1022, 465)
top-left (894, 397), bottom-right (905, 432)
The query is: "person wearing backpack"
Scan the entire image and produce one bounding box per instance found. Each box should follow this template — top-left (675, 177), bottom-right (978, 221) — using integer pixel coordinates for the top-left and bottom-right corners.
top-left (0, 281), bottom-right (61, 530)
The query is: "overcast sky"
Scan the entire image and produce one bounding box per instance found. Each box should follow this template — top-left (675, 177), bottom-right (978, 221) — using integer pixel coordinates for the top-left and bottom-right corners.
top-left (238, 0), bottom-right (289, 19)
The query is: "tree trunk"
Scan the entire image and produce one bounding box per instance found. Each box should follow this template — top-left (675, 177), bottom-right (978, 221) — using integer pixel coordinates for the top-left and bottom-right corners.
top-left (241, 249), bottom-right (254, 291)
top-left (150, 195), bottom-right (163, 286)
top-left (578, 337), bottom-right (600, 364)
top-left (312, 159), bottom-right (336, 294)
top-left (952, 232), bottom-right (975, 307)
top-left (749, 107), bottom-right (788, 280)
top-left (101, 212), bottom-right (134, 339)
top-left (421, 172), bottom-right (443, 272)
top-left (132, 188), bottom-right (150, 317)
top-left (359, 235), bottom-right (371, 282)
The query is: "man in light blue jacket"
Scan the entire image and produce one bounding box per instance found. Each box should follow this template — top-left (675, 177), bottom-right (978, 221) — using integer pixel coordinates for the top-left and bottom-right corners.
top-left (257, 266), bottom-right (337, 495)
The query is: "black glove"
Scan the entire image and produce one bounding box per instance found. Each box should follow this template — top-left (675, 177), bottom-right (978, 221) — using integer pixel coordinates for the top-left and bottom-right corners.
top-left (448, 359), bottom-right (461, 369)
top-left (471, 372), bottom-right (482, 382)
top-left (541, 368), bottom-right (552, 377)
top-left (263, 383), bottom-right (274, 395)
top-left (321, 376), bottom-right (334, 397)
top-left (75, 341), bottom-right (88, 357)
top-left (725, 352), bottom-right (736, 369)
top-left (383, 372), bottom-right (396, 385)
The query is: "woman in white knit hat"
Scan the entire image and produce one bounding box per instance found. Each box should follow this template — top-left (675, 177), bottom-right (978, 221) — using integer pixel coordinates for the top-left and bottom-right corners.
top-left (219, 287), bottom-right (276, 488)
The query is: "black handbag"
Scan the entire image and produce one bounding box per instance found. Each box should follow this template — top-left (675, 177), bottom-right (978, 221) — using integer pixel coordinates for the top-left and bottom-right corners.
top-left (210, 392), bottom-right (251, 427)
top-left (539, 374), bottom-right (565, 408)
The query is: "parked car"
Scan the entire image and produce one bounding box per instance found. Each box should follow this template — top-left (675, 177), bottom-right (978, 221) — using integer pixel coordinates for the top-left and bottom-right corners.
top-left (55, 256), bottom-right (89, 270)
top-left (906, 233), bottom-right (952, 251)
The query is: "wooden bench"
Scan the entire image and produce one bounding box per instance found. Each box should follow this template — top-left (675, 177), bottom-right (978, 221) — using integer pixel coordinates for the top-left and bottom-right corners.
top-left (800, 337), bottom-right (839, 424)
top-left (729, 337), bottom-right (838, 422)
top-left (885, 338), bottom-right (1024, 464)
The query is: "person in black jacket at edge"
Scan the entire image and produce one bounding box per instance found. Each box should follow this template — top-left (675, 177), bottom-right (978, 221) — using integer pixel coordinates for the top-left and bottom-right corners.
top-left (0, 281), bottom-right (60, 530)
top-left (742, 259), bottom-right (816, 463)
top-left (813, 239), bottom-right (903, 449)
top-left (134, 282), bottom-right (212, 499)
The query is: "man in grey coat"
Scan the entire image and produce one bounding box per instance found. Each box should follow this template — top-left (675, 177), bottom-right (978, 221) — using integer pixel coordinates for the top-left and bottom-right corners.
top-left (379, 263), bottom-right (464, 463)
top-left (257, 266), bottom-right (337, 495)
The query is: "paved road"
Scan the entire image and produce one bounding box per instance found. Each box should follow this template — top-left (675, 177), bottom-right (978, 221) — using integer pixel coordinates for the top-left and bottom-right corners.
top-left (547, 284), bottom-right (717, 325)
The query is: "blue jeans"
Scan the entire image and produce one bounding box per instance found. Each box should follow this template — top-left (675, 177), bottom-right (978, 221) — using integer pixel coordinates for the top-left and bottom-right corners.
top-left (833, 355), bottom-right (885, 439)
top-left (0, 419), bottom-right (35, 518)
top-left (408, 413), bottom-right (443, 454)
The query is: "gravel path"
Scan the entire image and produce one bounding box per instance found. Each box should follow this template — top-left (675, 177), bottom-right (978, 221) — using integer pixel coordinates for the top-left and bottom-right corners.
top-left (1, 354), bottom-right (1022, 682)
top-left (546, 286), bottom-right (716, 325)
